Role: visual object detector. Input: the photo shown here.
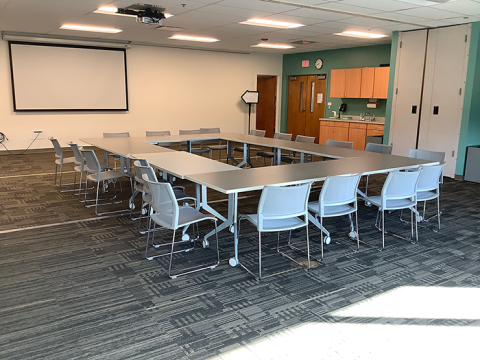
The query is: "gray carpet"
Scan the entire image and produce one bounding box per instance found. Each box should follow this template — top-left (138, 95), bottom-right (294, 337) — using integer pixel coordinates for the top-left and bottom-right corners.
top-left (1, 150), bottom-right (480, 359)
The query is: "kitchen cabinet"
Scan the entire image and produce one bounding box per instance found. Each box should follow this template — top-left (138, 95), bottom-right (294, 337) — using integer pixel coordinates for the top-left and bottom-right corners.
top-left (330, 69), bottom-right (346, 98)
top-left (348, 123), bottom-right (367, 150)
top-left (331, 67), bottom-right (389, 99)
top-left (373, 67), bottom-right (389, 99)
top-left (366, 123), bottom-right (384, 137)
top-left (319, 120), bottom-right (349, 144)
top-left (360, 68), bottom-right (375, 99)
top-left (330, 68), bottom-right (361, 98)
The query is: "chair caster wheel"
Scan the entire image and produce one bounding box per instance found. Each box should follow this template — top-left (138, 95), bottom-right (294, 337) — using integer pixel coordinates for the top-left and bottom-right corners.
top-left (323, 236), bottom-right (331, 245)
top-left (365, 202), bottom-right (371, 207)
top-left (417, 215), bottom-right (423, 222)
top-left (348, 231), bottom-right (357, 240)
top-left (129, 202), bottom-right (135, 210)
top-left (202, 240), bottom-right (209, 248)
top-left (182, 234), bottom-right (190, 241)
top-left (229, 225), bottom-right (234, 233)
top-left (229, 258), bottom-right (238, 267)
top-left (141, 208), bottom-right (148, 215)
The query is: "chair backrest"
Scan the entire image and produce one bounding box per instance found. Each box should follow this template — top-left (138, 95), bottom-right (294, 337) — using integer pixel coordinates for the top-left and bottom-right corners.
top-left (408, 149), bottom-right (445, 164)
top-left (142, 174), bottom-right (178, 229)
top-left (382, 169), bottom-right (422, 207)
top-left (274, 132), bottom-right (293, 141)
top-left (49, 138), bottom-right (63, 159)
top-left (295, 135), bottom-right (315, 143)
top-left (82, 150), bottom-right (102, 181)
top-left (179, 129), bottom-right (200, 135)
top-left (326, 139), bottom-right (354, 149)
top-left (417, 163), bottom-right (445, 193)
top-left (134, 160), bottom-right (156, 191)
top-left (200, 128), bottom-right (221, 134)
top-left (103, 132), bottom-right (130, 138)
top-left (146, 131), bottom-right (170, 137)
top-left (69, 143), bottom-right (84, 167)
top-left (250, 129), bottom-right (267, 137)
top-left (257, 182), bottom-right (312, 231)
top-left (320, 173), bottom-right (362, 216)
top-left (365, 143), bottom-right (393, 154)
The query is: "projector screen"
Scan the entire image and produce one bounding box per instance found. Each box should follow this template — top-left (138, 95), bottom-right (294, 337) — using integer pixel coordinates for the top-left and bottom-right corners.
top-left (8, 42), bottom-right (128, 111)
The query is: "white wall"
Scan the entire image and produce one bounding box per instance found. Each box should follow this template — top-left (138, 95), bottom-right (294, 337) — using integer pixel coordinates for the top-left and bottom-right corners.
top-left (0, 40), bottom-right (283, 150)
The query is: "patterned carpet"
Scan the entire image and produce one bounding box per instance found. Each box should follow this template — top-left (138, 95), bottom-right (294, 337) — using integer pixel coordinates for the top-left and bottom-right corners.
top-left (1, 150), bottom-right (480, 359)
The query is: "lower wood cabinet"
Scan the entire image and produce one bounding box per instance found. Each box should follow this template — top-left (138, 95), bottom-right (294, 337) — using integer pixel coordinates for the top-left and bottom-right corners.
top-left (320, 120), bottom-right (384, 149)
top-left (319, 121), bottom-right (349, 144)
top-left (348, 123), bottom-right (367, 150)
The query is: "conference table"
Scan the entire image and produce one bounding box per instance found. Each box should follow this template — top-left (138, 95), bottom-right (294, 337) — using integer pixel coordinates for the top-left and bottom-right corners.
top-left (81, 133), bottom-right (436, 269)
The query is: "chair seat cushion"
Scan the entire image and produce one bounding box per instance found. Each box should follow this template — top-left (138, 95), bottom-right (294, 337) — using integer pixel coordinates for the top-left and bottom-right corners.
top-left (87, 170), bottom-right (125, 182)
top-left (417, 190), bottom-right (438, 201)
top-left (280, 155), bottom-right (299, 163)
top-left (55, 156), bottom-right (76, 165)
top-left (308, 201), bottom-right (355, 217)
top-left (208, 145), bottom-right (227, 150)
top-left (256, 151), bottom-right (275, 158)
top-left (151, 206), bottom-right (214, 228)
top-left (366, 196), bottom-right (416, 210)
top-left (191, 148), bottom-right (211, 154)
top-left (242, 214), bottom-right (307, 232)
top-left (234, 146), bottom-right (263, 152)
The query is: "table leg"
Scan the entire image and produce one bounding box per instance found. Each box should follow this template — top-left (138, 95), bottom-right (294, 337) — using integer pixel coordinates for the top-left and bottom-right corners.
top-left (276, 148), bottom-right (282, 165)
top-left (300, 153), bottom-right (305, 163)
top-left (187, 141), bottom-right (192, 153)
top-left (230, 192), bottom-right (239, 266)
top-left (226, 140), bottom-right (238, 165)
top-left (103, 150), bottom-right (109, 167)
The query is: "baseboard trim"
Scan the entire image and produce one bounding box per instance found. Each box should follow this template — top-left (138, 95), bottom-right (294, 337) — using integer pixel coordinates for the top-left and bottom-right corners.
top-left (454, 174), bottom-right (463, 181)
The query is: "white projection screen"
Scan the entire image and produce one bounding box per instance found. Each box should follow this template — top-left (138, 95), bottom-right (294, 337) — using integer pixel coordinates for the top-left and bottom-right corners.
top-left (9, 42), bottom-right (128, 111)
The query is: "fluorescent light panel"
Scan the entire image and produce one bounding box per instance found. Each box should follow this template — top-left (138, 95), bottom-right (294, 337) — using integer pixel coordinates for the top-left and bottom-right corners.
top-left (335, 31), bottom-right (387, 39)
top-left (240, 18), bottom-right (304, 29)
top-left (169, 35), bottom-right (219, 43)
top-left (94, 6), bottom-right (173, 18)
top-left (60, 24), bottom-right (122, 34)
top-left (251, 43), bottom-right (295, 49)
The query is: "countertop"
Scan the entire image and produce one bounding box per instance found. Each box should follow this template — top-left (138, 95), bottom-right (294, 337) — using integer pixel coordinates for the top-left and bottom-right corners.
top-left (319, 116), bottom-right (385, 125)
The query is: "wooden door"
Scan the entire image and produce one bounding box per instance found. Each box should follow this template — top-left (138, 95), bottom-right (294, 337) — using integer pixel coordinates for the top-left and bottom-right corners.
top-left (305, 75), bottom-right (326, 143)
top-left (344, 68), bottom-right (362, 98)
top-left (287, 76), bottom-right (307, 140)
top-left (360, 68), bottom-right (375, 99)
top-left (373, 67), bottom-right (390, 99)
top-left (390, 29), bottom-right (428, 156)
top-left (330, 69), bottom-right (346, 98)
top-left (256, 75), bottom-right (277, 138)
top-left (287, 75), bottom-right (326, 143)
top-left (418, 24), bottom-right (470, 178)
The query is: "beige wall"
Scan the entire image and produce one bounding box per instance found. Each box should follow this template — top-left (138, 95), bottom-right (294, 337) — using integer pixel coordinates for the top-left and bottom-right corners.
top-left (0, 40), bottom-right (283, 150)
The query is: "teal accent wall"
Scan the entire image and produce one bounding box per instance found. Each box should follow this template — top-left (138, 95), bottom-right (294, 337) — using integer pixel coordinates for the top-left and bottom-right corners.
top-left (281, 44), bottom-right (392, 132)
top-left (457, 22), bottom-right (480, 176)
top-left (383, 32), bottom-right (398, 145)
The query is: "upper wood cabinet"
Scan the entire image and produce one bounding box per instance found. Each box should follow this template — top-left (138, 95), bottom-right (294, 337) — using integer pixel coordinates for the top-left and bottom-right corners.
top-left (360, 68), bottom-right (375, 99)
top-left (330, 67), bottom-right (390, 99)
top-left (330, 69), bottom-right (346, 98)
top-left (373, 67), bottom-right (390, 99)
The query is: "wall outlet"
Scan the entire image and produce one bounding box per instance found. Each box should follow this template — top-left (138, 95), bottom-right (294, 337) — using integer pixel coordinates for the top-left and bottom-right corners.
top-left (327, 102), bottom-right (332, 109)
top-left (31, 130), bottom-right (45, 140)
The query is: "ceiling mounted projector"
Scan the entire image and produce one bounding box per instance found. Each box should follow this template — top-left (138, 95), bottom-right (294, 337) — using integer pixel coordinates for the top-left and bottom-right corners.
top-left (117, 3), bottom-right (173, 27)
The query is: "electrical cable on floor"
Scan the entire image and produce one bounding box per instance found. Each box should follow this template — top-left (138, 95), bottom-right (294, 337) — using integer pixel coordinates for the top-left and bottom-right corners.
top-left (0, 132), bottom-right (40, 155)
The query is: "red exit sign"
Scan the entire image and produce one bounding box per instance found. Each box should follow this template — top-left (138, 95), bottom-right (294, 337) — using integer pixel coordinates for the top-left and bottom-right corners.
top-left (302, 60), bottom-right (309, 68)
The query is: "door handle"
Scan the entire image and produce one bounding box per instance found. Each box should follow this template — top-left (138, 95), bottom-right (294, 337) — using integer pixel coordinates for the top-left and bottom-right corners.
top-left (310, 82), bottom-right (315, 113)
top-left (299, 82), bottom-right (305, 112)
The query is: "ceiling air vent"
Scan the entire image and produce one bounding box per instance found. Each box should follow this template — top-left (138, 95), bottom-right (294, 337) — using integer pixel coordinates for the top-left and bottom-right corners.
top-left (290, 40), bottom-right (318, 45)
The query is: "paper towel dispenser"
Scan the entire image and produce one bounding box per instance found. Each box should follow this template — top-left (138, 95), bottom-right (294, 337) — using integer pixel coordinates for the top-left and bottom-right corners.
top-left (366, 99), bottom-right (380, 109)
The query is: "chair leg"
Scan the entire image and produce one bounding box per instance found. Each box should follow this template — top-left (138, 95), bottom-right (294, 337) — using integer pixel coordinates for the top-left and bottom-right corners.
top-left (168, 229), bottom-right (177, 278)
top-left (306, 225), bottom-right (310, 270)
top-left (95, 182), bottom-right (100, 215)
top-left (320, 217), bottom-right (324, 260)
top-left (437, 196), bottom-right (441, 230)
top-left (355, 210), bottom-right (360, 250)
top-left (258, 232), bottom-right (262, 280)
top-left (382, 209), bottom-right (385, 249)
top-left (58, 164), bottom-right (63, 189)
top-left (54, 163), bottom-right (58, 186)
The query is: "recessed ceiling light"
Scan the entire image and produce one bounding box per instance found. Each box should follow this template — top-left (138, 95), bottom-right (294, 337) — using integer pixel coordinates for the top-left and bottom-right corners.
top-left (335, 31), bottom-right (388, 39)
top-left (168, 35), bottom-right (219, 43)
top-left (240, 18), bottom-right (304, 29)
top-left (251, 43), bottom-right (295, 49)
top-left (60, 24), bottom-right (122, 34)
top-left (94, 6), bottom-right (173, 18)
